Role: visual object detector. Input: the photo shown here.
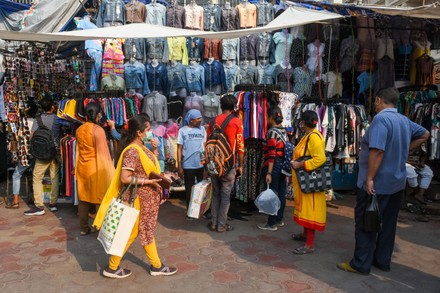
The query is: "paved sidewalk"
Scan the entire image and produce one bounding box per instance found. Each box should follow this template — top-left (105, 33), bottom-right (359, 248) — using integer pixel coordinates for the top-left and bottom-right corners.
top-left (0, 194), bottom-right (439, 293)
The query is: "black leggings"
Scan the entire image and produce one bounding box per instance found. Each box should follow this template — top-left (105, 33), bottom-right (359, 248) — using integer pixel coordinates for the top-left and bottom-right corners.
top-left (183, 167), bottom-right (204, 210)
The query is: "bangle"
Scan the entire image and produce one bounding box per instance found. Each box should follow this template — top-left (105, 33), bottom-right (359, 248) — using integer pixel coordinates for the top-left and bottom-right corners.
top-left (141, 178), bottom-right (145, 187)
top-left (267, 172), bottom-right (272, 175)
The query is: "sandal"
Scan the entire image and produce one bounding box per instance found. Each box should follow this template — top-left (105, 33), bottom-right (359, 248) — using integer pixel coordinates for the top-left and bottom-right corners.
top-left (217, 224), bottom-right (233, 233)
top-left (5, 202), bottom-right (19, 209)
top-left (207, 222), bottom-right (217, 231)
top-left (292, 233), bottom-right (306, 242)
top-left (80, 229), bottom-right (91, 236)
top-left (292, 245), bottom-right (315, 255)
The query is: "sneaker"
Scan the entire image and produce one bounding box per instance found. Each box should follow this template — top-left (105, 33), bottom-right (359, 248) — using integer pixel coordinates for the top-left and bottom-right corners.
top-left (48, 204), bottom-right (58, 212)
top-left (150, 264), bottom-right (177, 276)
top-left (257, 223), bottom-right (278, 231)
top-left (24, 206), bottom-right (45, 216)
top-left (103, 267), bottom-right (132, 279)
top-left (276, 221), bottom-right (285, 227)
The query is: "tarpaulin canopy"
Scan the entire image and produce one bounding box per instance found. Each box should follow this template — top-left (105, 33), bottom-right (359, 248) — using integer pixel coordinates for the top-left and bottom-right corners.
top-left (290, 0), bottom-right (440, 20)
top-left (0, 6), bottom-right (342, 42)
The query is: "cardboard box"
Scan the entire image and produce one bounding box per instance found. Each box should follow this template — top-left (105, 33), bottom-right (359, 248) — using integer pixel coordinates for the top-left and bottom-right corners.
top-left (187, 180), bottom-right (212, 219)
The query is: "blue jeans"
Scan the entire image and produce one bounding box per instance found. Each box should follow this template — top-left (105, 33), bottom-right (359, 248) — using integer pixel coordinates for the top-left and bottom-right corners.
top-left (406, 163), bottom-right (433, 189)
top-left (350, 188), bottom-right (403, 274)
top-left (262, 159), bottom-right (287, 226)
top-left (12, 160), bottom-right (35, 195)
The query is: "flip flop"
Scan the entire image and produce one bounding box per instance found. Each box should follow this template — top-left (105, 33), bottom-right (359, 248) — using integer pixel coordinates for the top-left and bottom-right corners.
top-left (217, 224), bottom-right (233, 233)
top-left (292, 245), bottom-right (314, 255)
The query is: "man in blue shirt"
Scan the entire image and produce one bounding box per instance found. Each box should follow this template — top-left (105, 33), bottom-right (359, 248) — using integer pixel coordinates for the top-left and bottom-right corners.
top-left (177, 109), bottom-right (206, 219)
top-left (338, 88), bottom-right (429, 275)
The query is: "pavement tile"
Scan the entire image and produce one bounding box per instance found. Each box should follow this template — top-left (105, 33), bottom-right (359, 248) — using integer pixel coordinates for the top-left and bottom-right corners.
top-left (174, 262), bottom-right (200, 273)
top-left (223, 261), bottom-right (250, 273)
top-left (282, 280), bottom-right (313, 292)
top-left (0, 271), bottom-right (29, 282)
top-left (39, 248), bottom-right (65, 257)
top-left (212, 270), bottom-right (240, 283)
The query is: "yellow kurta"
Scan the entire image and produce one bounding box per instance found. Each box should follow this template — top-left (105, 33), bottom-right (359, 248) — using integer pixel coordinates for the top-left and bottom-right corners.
top-left (292, 129), bottom-right (327, 231)
top-left (75, 122), bottom-right (115, 204)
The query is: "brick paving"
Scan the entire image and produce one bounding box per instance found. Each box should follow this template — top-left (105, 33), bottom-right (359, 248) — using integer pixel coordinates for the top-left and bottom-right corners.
top-left (0, 194), bottom-right (439, 293)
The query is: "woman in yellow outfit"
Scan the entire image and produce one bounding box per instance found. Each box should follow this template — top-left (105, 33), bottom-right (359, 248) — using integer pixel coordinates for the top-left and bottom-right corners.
top-left (93, 115), bottom-right (177, 279)
top-left (291, 111), bottom-right (327, 255)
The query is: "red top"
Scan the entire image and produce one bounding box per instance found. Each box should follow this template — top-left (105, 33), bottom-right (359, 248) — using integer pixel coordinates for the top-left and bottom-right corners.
top-left (263, 127), bottom-right (286, 167)
top-left (207, 113), bottom-right (245, 163)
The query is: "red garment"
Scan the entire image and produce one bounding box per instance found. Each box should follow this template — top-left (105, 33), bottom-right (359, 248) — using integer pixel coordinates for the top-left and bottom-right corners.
top-left (207, 113), bottom-right (245, 162)
top-left (304, 227), bottom-right (315, 247)
top-left (263, 127), bottom-right (285, 166)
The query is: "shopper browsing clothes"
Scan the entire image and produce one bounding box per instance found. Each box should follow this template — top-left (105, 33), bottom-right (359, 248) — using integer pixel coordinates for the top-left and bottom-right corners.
top-left (75, 103), bottom-right (115, 235)
top-left (207, 94), bottom-right (244, 233)
top-left (24, 99), bottom-right (60, 216)
top-left (94, 115), bottom-right (177, 279)
top-left (257, 106), bottom-right (288, 231)
top-left (177, 109), bottom-right (206, 217)
top-left (337, 88), bottom-right (429, 275)
top-left (290, 110), bottom-right (327, 254)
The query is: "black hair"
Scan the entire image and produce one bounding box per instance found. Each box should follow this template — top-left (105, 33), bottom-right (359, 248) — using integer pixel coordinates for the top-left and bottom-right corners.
top-left (301, 110), bottom-right (319, 129)
top-left (115, 115), bottom-right (151, 164)
top-left (220, 94), bottom-right (236, 111)
top-left (26, 101), bottom-right (39, 118)
top-left (85, 102), bottom-right (101, 123)
top-left (39, 98), bottom-right (54, 112)
top-left (267, 106), bottom-right (283, 125)
top-left (376, 87), bottom-right (399, 106)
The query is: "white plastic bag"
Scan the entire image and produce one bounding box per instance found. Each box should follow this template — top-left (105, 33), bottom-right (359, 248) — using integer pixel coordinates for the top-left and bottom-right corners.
top-left (255, 184), bottom-right (281, 216)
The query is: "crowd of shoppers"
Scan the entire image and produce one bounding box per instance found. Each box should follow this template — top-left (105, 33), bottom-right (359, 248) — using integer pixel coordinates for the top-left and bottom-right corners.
top-left (4, 87), bottom-right (433, 279)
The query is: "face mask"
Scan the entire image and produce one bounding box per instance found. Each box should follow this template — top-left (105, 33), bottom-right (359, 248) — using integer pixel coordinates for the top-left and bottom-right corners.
top-left (143, 131), bottom-right (153, 142)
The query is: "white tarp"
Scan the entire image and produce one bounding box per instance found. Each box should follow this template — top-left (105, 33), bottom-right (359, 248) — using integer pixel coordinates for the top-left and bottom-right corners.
top-left (0, 6), bottom-right (342, 42)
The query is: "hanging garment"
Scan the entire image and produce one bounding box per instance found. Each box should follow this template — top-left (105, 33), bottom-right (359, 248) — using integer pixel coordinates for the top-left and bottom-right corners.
top-left (203, 4), bottom-right (221, 32)
top-left (275, 64), bottom-right (293, 92)
top-left (416, 55), bottom-right (434, 86)
top-left (224, 63), bottom-right (240, 92)
top-left (145, 3), bottom-right (166, 25)
top-left (202, 92), bottom-right (221, 124)
top-left (221, 6), bottom-right (238, 31)
top-left (166, 4), bottom-right (185, 28)
top-left (273, 31), bottom-right (293, 65)
top-left (183, 94), bottom-right (205, 118)
top-left (203, 39), bottom-right (222, 60)
top-left (236, 2), bottom-right (257, 28)
top-left (96, 0), bottom-right (126, 27)
top-left (202, 60), bottom-right (227, 92)
top-left (290, 38), bottom-right (306, 68)
top-left (255, 2), bottom-right (274, 26)
top-left (395, 44), bottom-right (412, 81)
top-left (167, 37), bottom-right (189, 65)
top-left (186, 37), bottom-right (204, 62)
top-left (257, 63), bottom-right (276, 85)
top-left (124, 61), bottom-right (150, 95)
top-left (258, 33), bottom-right (274, 62)
top-left (278, 92), bottom-right (297, 131)
top-left (167, 62), bottom-right (187, 94)
top-left (142, 92), bottom-right (168, 122)
top-left (101, 75), bottom-right (126, 91)
top-left (323, 71), bottom-right (342, 99)
top-left (185, 64), bottom-right (205, 95)
top-left (239, 65), bottom-right (259, 84)
top-left (339, 36), bottom-right (360, 73)
top-left (305, 41), bottom-right (325, 73)
top-left (184, 4), bottom-right (204, 30)
top-left (239, 34), bottom-right (259, 61)
top-left (125, 1), bottom-right (146, 23)
top-left (222, 38), bottom-right (240, 64)
top-left (293, 66), bottom-right (313, 98)
top-left (145, 63), bottom-right (168, 93)
top-left (145, 38), bottom-right (168, 62)
top-left (374, 56), bottom-right (395, 93)
top-left (124, 38), bottom-right (146, 62)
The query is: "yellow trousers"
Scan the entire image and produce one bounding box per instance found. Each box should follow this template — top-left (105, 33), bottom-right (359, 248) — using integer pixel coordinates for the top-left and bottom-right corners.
top-left (109, 217), bottom-right (161, 270)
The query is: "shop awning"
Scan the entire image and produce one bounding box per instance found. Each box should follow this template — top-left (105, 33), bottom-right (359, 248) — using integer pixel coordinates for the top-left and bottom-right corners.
top-left (0, 6), bottom-right (342, 42)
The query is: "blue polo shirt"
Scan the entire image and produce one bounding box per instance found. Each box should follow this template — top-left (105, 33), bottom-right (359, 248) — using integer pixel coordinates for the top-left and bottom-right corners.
top-left (357, 108), bottom-right (427, 194)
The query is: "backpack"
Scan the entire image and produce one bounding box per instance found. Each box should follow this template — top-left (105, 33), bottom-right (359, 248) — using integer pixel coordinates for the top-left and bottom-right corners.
top-left (205, 114), bottom-right (235, 177)
top-left (272, 128), bottom-right (295, 176)
top-left (30, 115), bottom-right (57, 161)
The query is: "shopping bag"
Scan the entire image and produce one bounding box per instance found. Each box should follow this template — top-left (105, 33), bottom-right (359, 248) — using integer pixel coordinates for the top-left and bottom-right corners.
top-left (97, 177), bottom-right (139, 257)
top-left (187, 179), bottom-right (212, 219)
top-left (255, 184), bottom-right (281, 216)
top-left (362, 195), bottom-right (382, 233)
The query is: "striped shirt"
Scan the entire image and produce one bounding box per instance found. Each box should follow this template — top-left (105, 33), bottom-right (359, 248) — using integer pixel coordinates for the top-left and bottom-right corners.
top-left (263, 127), bottom-right (286, 166)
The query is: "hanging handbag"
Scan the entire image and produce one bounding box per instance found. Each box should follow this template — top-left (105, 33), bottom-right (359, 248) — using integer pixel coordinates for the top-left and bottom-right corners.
top-left (295, 133), bottom-right (333, 193)
top-left (97, 177), bottom-right (140, 257)
top-left (362, 194), bottom-right (382, 233)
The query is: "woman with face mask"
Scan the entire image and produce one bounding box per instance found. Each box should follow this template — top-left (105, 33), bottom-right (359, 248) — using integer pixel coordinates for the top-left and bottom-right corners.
top-left (290, 110), bottom-right (327, 255)
top-left (177, 109), bottom-right (206, 219)
top-left (75, 102), bottom-right (115, 236)
top-left (93, 115), bottom-right (177, 279)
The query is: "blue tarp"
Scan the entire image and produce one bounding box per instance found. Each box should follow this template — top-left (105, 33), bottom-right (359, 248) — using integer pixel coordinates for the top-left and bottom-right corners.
top-left (0, 0), bottom-right (31, 12)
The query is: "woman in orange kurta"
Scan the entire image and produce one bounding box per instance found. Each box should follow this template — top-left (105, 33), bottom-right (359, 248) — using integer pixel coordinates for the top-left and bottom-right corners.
top-left (291, 111), bottom-right (327, 254)
top-left (75, 103), bottom-right (115, 235)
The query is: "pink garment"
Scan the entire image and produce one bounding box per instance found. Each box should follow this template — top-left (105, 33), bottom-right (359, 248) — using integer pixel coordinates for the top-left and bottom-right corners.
top-left (165, 122), bottom-right (179, 139)
top-left (152, 124), bottom-right (167, 137)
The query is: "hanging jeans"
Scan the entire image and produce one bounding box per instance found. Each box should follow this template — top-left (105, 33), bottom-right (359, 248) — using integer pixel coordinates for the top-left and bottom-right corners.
top-left (262, 158), bottom-right (287, 226)
top-left (87, 49), bottom-right (103, 91)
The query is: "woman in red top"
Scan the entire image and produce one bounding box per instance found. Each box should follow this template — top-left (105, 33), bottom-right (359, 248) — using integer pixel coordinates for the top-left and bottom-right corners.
top-left (257, 106), bottom-right (288, 231)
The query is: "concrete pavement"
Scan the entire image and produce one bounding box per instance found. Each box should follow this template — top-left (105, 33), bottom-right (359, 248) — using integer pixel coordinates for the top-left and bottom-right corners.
top-left (0, 193), bottom-right (439, 293)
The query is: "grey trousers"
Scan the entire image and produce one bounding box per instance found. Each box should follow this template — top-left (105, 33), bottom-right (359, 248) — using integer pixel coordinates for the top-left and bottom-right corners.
top-left (210, 168), bottom-right (236, 228)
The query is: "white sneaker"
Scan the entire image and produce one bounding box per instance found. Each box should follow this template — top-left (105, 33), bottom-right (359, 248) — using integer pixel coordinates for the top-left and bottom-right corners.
top-left (257, 223), bottom-right (278, 231)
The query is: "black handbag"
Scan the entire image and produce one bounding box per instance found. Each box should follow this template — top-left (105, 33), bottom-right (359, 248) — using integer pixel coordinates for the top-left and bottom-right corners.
top-left (295, 133), bottom-right (332, 193)
top-left (363, 195), bottom-right (382, 233)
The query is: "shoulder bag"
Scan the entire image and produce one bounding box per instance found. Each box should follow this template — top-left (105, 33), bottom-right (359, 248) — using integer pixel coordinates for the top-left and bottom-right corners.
top-left (295, 133), bottom-right (333, 193)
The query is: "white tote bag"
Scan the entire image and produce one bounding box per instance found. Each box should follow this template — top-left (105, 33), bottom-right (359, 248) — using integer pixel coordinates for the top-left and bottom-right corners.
top-left (97, 177), bottom-right (139, 257)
